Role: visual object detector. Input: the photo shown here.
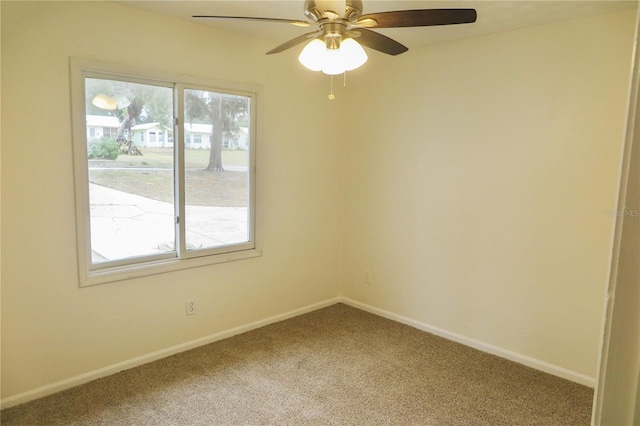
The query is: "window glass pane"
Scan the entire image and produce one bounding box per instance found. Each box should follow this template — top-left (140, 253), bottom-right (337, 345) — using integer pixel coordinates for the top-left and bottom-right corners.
top-left (85, 78), bottom-right (174, 264)
top-left (183, 89), bottom-right (251, 251)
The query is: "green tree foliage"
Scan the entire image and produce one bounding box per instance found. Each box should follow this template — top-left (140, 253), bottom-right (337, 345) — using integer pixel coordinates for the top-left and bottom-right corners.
top-left (88, 137), bottom-right (119, 160)
top-left (185, 90), bottom-right (249, 172)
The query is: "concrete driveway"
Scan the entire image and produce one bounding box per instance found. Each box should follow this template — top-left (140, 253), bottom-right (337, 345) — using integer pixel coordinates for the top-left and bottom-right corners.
top-left (89, 184), bottom-right (248, 263)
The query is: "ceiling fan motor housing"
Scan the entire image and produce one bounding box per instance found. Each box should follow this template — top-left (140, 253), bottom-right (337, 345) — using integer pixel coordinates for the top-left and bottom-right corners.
top-left (322, 22), bottom-right (347, 48)
top-left (304, 0), bottom-right (363, 22)
top-left (344, 0), bottom-right (363, 21)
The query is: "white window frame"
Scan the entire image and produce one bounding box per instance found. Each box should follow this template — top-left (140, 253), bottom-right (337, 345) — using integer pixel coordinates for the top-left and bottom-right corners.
top-left (70, 58), bottom-right (261, 287)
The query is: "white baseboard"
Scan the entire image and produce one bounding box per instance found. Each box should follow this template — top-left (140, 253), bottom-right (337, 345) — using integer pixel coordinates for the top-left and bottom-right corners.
top-left (0, 297), bottom-right (341, 409)
top-left (340, 297), bottom-right (596, 388)
top-left (1, 295), bottom-right (595, 409)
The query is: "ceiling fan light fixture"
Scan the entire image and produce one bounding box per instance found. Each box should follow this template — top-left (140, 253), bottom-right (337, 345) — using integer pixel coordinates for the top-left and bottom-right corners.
top-left (298, 37), bottom-right (367, 75)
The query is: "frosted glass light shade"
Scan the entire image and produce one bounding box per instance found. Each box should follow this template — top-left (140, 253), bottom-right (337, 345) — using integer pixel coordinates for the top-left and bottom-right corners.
top-left (321, 49), bottom-right (346, 75)
top-left (341, 38), bottom-right (368, 71)
top-left (298, 39), bottom-right (325, 72)
top-left (298, 37), bottom-right (368, 75)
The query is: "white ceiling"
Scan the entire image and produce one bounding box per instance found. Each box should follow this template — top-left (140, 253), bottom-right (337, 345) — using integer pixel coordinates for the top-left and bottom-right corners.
top-left (119, 1), bottom-right (637, 50)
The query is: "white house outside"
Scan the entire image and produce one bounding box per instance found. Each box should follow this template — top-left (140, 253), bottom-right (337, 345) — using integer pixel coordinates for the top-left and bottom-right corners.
top-left (183, 123), bottom-right (249, 150)
top-left (86, 115), bottom-right (119, 141)
top-left (184, 123), bottom-right (211, 149)
top-left (131, 122), bottom-right (173, 148)
top-left (86, 115), bottom-right (248, 150)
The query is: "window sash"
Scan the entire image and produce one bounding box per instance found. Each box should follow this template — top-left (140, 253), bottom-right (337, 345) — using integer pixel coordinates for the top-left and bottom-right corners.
top-left (175, 84), bottom-right (257, 261)
top-left (70, 58), bottom-right (261, 286)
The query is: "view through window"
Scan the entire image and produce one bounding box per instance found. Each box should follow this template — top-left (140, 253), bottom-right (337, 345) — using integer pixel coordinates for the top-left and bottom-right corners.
top-left (183, 89), bottom-right (251, 252)
top-left (81, 75), bottom-right (254, 275)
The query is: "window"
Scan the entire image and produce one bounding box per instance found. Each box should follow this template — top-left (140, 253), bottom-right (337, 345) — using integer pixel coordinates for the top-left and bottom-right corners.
top-left (71, 59), bottom-right (260, 286)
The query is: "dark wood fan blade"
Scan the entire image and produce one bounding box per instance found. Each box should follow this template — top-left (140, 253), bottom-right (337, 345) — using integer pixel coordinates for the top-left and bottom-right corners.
top-left (354, 28), bottom-right (407, 56)
top-left (192, 15), bottom-right (312, 27)
top-left (359, 9), bottom-right (477, 28)
top-left (266, 31), bottom-right (322, 55)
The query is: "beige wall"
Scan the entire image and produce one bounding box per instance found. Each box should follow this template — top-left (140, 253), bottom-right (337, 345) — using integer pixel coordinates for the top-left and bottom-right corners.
top-left (1, 1), bottom-right (345, 401)
top-left (342, 10), bottom-right (636, 382)
top-left (1, 0), bottom-right (636, 407)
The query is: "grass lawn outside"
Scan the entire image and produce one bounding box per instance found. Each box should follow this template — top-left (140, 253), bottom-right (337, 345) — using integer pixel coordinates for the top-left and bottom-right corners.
top-left (89, 148), bottom-right (249, 207)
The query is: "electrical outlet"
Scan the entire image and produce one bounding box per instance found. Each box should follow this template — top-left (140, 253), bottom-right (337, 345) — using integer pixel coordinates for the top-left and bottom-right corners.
top-left (363, 270), bottom-right (371, 285)
top-left (186, 299), bottom-right (196, 316)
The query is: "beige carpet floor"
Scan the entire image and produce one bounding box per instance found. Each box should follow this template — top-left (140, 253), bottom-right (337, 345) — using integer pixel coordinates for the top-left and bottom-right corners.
top-left (1, 303), bottom-right (593, 425)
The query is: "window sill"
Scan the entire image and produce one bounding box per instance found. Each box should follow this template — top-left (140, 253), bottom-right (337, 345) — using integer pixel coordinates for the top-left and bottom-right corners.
top-left (80, 248), bottom-right (262, 287)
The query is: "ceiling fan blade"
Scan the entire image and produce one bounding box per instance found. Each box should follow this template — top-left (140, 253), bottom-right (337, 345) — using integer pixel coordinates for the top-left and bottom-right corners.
top-left (192, 15), bottom-right (312, 27)
top-left (266, 31), bottom-right (322, 55)
top-left (354, 28), bottom-right (407, 56)
top-left (358, 9), bottom-right (477, 28)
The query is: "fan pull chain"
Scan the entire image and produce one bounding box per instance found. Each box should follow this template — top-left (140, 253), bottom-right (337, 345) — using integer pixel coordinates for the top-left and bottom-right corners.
top-left (327, 73), bottom-right (349, 100)
top-left (328, 75), bottom-right (335, 100)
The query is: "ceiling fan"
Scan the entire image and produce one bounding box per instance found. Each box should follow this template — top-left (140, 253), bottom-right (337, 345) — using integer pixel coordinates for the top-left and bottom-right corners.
top-left (194, 1), bottom-right (476, 96)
